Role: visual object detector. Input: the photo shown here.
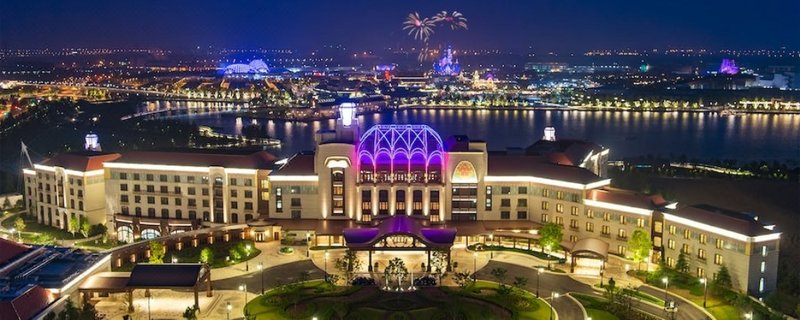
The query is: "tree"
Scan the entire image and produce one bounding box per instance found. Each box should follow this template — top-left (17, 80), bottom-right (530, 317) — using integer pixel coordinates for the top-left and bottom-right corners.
top-left (452, 270), bottom-right (472, 288)
top-left (675, 251), bottom-right (689, 274)
top-left (80, 219), bottom-right (91, 238)
top-left (490, 267), bottom-right (508, 285)
top-left (199, 247), bottom-right (214, 264)
top-left (335, 249), bottom-right (362, 281)
top-left (68, 217), bottom-right (80, 237)
top-left (182, 306), bottom-right (199, 320)
top-left (2, 198), bottom-right (11, 209)
top-left (629, 229), bottom-right (652, 270)
top-left (80, 301), bottom-right (103, 320)
top-left (512, 276), bottom-right (528, 294)
top-left (538, 223), bottom-right (563, 254)
top-left (13, 217), bottom-right (25, 234)
top-left (713, 264), bottom-right (733, 293)
top-left (148, 241), bottom-right (165, 263)
top-left (430, 250), bottom-right (447, 274)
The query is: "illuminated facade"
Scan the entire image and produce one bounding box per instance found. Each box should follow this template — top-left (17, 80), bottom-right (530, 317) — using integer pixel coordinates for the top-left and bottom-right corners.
top-left (22, 113), bottom-right (780, 296)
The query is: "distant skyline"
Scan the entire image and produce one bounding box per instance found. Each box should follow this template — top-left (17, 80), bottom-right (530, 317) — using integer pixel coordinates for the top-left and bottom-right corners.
top-left (1, 0), bottom-right (798, 52)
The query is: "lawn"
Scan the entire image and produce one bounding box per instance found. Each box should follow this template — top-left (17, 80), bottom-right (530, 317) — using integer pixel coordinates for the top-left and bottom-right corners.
top-left (245, 279), bottom-right (551, 320)
top-left (74, 238), bottom-right (119, 251)
top-left (1, 214), bottom-right (85, 244)
top-left (586, 309), bottom-right (619, 320)
top-left (112, 239), bottom-right (261, 271)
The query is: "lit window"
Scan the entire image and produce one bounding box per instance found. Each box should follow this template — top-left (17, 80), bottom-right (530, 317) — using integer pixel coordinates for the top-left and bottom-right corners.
top-left (714, 254), bottom-right (723, 265)
top-left (761, 261), bottom-right (766, 273)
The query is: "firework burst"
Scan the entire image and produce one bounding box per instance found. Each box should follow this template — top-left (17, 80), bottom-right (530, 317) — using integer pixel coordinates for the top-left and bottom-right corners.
top-left (433, 11), bottom-right (468, 30)
top-left (402, 12), bottom-right (436, 42)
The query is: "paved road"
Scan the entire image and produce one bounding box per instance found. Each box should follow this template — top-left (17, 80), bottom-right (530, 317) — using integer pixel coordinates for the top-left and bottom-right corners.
top-left (212, 260), bottom-right (323, 294)
top-left (638, 285), bottom-right (711, 320)
top-left (476, 261), bottom-right (591, 320)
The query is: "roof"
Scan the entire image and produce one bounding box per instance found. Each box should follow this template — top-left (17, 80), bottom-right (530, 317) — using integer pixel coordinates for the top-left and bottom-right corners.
top-left (0, 285), bottom-right (51, 320)
top-left (343, 216), bottom-right (456, 249)
top-left (587, 189), bottom-right (668, 209)
top-left (39, 152), bottom-right (121, 171)
top-left (487, 154), bottom-right (605, 185)
top-left (526, 139), bottom-right (606, 167)
top-left (0, 239), bottom-right (31, 267)
top-left (111, 150), bottom-right (277, 169)
top-left (270, 153), bottom-right (316, 176)
top-left (569, 237), bottom-right (609, 259)
top-left (79, 272), bottom-right (134, 292)
top-left (126, 264), bottom-right (204, 288)
top-left (669, 204), bottom-right (777, 237)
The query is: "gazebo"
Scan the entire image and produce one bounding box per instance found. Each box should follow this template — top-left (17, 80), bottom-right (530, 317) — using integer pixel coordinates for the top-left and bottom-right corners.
top-left (343, 215), bottom-right (457, 271)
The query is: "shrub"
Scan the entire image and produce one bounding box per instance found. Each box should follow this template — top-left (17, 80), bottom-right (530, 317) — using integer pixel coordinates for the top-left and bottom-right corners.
top-left (350, 277), bottom-right (376, 286)
top-left (88, 224), bottom-right (107, 237)
top-left (279, 246), bottom-right (294, 254)
top-left (413, 276), bottom-right (437, 287)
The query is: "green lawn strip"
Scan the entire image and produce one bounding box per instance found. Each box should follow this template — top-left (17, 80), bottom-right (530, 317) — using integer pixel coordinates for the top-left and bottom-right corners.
top-left (2, 215), bottom-right (85, 241)
top-left (442, 280), bottom-right (550, 320)
top-left (111, 239), bottom-right (261, 271)
top-left (74, 238), bottom-right (119, 250)
top-left (467, 244), bottom-right (562, 261)
top-left (673, 287), bottom-right (739, 320)
top-left (586, 308), bottom-right (620, 320)
top-left (245, 280), bottom-right (357, 319)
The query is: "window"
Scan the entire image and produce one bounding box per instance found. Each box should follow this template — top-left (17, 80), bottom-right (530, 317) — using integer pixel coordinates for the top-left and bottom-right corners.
top-left (554, 216), bottom-right (563, 225)
top-left (555, 203), bottom-right (563, 213)
top-left (175, 210), bottom-right (183, 220)
top-left (541, 201), bottom-right (549, 210)
top-left (541, 213), bottom-right (549, 223)
top-left (231, 201), bottom-right (238, 209)
top-left (120, 195), bottom-right (129, 203)
top-left (160, 197), bottom-right (168, 205)
top-left (541, 189), bottom-right (550, 197)
top-left (636, 218), bottom-right (645, 228)
top-left (159, 175), bottom-right (167, 182)
top-left (378, 190), bottom-right (389, 215)
top-left (412, 190), bottom-right (423, 215)
top-left (714, 254), bottom-right (723, 265)
top-left (120, 184), bottom-right (128, 191)
top-left (619, 215), bottom-right (626, 225)
top-left (244, 202), bottom-right (253, 210)
top-left (603, 212), bottom-right (611, 221)
top-left (500, 187), bottom-right (511, 194)
top-left (290, 198), bottom-right (301, 208)
top-left (147, 196), bottom-right (155, 204)
top-left (174, 175), bottom-right (181, 183)
top-left (698, 248), bottom-right (706, 260)
top-left (586, 209), bottom-right (594, 218)
top-left (684, 229), bottom-right (691, 239)
top-left (556, 191), bottom-right (564, 200)
top-left (681, 244), bottom-right (690, 254)
top-left (161, 209), bottom-right (169, 219)
top-left (618, 229), bottom-right (627, 239)
top-left (120, 172), bottom-right (128, 180)
top-left (231, 189), bottom-right (238, 197)
top-left (759, 278), bottom-right (765, 293)
top-left (517, 199), bottom-right (528, 208)
top-left (395, 190), bottom-right (406, 212)
top-left (586, 222), bottom-right (594, 232)
top-left (188, 187), bottom-right (196, 195)
top-left (518, 187), bottom-right (527, 194)
top-left (697, 267), bottom-right (705, 278)
top-left (361, 190), bottom-right (371, 215)
top-left (761, 245), bottom-right (768, 257)
top-left (141, 229), bottom-right (160, 240)
top-left (570, 219), bottom-right (579, 230)
top-left (174, 186), bottom-right (181, 194)
top-left (654, 221), bottom-right (663, 233)
top-left (601, 225), bottom-right (610, 235)
top-left (571, 206), bottom-right (578, 216)
top-left (668, 239), bottom-right (675, 249)
top-left (117, 226), bottom-right (133, 243)
top-left (517, 211), bottom-right (528, 220)
top-left (146, 174), bottom-right (154, 181)
top-left (617, 245), bottom-right (626, 256)
top-left (275, 187), bottom-right (283, 213)
top-left (244, 190), bottom-right (253, 198)
top-left (188, 199), bottom-right (196, 207)
top-left (230, 178), bottom-right (238, 186)
top-left (485, 187), bottom-right (493, 210)
top-left (761, 261), bottom-right (766, 273)
top-left (699, 233), bottom-right (707, 244)
top-left (231, 213), bottom-right (239, 223)
top-left (500, 211), bottom-right (510, 220)
top-left (147, 208), bottom-right (156, 218)
top-left (668, 225), bottom-right (677, 235)
top-left (500, 199), bottom-right (511, 207)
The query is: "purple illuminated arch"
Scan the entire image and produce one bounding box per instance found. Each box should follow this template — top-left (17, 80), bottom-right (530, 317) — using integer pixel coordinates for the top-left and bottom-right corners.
top-left (357, 125), bottom-right (445, 178)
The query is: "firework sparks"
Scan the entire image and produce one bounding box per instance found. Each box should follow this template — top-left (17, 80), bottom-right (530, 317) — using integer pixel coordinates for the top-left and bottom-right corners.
top-left (433, 11), bottom-right (468, 30)
top-left (403, 12), bottom-right (436, 42)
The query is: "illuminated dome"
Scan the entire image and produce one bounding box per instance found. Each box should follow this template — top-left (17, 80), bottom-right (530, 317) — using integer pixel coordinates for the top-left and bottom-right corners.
top-left (248, 59), bottom-right (270, 73)
top-left (224, 59), bottom-right (270, 75)
top-left (357, 125), bottom-right (444, 183)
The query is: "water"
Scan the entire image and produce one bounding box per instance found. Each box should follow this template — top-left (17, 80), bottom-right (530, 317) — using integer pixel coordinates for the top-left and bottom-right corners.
top-left (142, 101), bottom-right (800, 162)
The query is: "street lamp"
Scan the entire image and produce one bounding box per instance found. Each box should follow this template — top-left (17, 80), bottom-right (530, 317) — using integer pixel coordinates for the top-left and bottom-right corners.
top-left (488, 234), bottom-right (494, 259)
top-left (172, 256), bottom-right (178, 264)
top-left (306, 232), bottom-right (311, 257)
top-left (324, 251), bottom-right (330, 281)
top-left (245, 244), bottom-right (252, 271)
top-left (744, 311), bottom-right (753, 319)
top-left (258, 262), bottom-right (264, 294)
top-left (473, 252), bottom-right (478, 282)
top-left (147, 295), bottom-right (153, 320)
top-left (699, 277), bottom-right (708, 308)
top-left (536, 267), bottom-right (544, 298)
top-left (600, 268), bottom-right (605, 288)
top-left (239, 284), bottom-right (247, 306)
top-left (661, 277), bottom-right (669, 307)
top-left (549, 292), bottom-right (560, 320)
top-left (226, 302), bottom-right (232, 320)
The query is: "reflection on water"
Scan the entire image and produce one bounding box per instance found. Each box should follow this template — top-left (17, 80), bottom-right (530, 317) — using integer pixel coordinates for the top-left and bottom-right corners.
top-left (146, 101), bottom-right (800, 161)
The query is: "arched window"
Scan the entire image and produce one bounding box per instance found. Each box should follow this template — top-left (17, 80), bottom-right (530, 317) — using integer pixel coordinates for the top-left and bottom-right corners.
top-left (175, 209), bottom-right (183, 220)
top-left (170, 229), bottom-right (185, 235)
top-left (117, 226), bottom-right (134, 243)
top-left (231, 213), bottom-right (239, 224)
top-left (161, 209), bottom-right (169, 219)
top-left (135, 207), bottom-right (142, 216)
top-left (141, 228), bottom-right (161, 240)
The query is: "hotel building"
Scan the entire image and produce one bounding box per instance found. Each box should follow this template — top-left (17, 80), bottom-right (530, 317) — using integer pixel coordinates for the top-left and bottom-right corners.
top-left (22, 108), bottom-right (780, 296)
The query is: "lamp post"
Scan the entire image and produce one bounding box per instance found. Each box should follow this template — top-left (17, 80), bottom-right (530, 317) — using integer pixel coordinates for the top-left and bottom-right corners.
top-left (147, 296), bottom-right (153, 320)
top-left (488, 234), bottom-right (494, 259)
top-left (226, 302), bottom-right (232, 320)
top-left (661, 277), bottom-right (669, 308)
top-left (258, 262), bottom-right (264, 294)
top-left (536, 267), bottom-right (544, 298)
top-left (306, 232), bottom-right (310, 257)
top-left (473, 252), bottom-right (478, 283)
top-left (324, 251), bottom-right (329, 281)
top-left (245, 244), bottom-right (251, 271)
top-left (549, 292), bottom-right (560, 320)
top-left (600, 268), bottom-right (605, 288)
top-left (700, 277), bottom-right (708, 308)
top-left (239, 284), bottom-right (247, 306)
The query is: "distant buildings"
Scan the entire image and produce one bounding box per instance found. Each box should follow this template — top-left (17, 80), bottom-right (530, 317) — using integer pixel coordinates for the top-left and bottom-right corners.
top-left (222, 59), bottom-right (270, 78)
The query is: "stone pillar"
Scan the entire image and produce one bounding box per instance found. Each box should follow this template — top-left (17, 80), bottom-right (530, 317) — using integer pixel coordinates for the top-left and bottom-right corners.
top-left (427, 250), bottom-right (432, 272)
top-left (368, 251), bottom-right (373, 272)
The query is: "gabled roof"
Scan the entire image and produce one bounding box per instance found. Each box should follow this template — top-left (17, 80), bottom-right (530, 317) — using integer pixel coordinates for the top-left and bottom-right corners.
top-left (110, 150), bottom-right (277, 169)
top-left (669, 204), bottom-right (778, 237)
top-left (0, 285), bottom-right (51, 320)
top-left (587, 189), bottom-right (668, 210)
top-left (0, 239), bottom-right (31, 267)
top-left (487, 154), bottom-right (605, 185)
top-left (39, 152), bottom-right (121, 171)
top-left (270, 153), bottom-right (316, 176)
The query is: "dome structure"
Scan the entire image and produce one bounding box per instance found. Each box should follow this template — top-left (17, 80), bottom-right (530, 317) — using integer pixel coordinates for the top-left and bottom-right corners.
top-left (224, 59), bottom-right (270, 75)
top-left (357, 124), bottom-right (444, 183)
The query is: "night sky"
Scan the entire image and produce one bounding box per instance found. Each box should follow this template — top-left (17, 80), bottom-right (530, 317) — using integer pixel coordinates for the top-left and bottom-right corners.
top-left (1, 0), bottom-right (798, 51)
